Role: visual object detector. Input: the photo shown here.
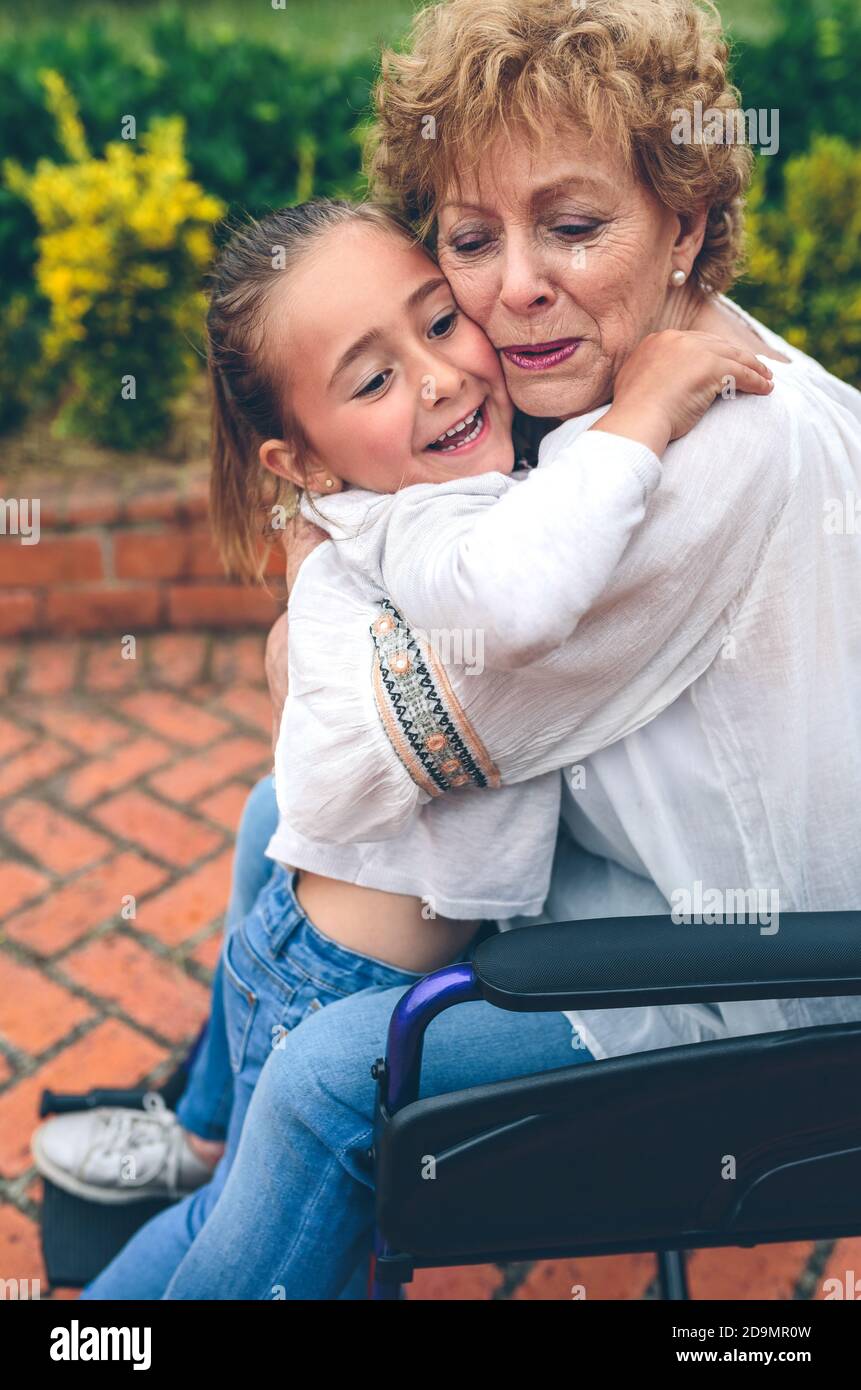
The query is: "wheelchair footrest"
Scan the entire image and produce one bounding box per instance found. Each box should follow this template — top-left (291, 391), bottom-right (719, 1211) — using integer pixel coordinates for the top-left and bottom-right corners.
top-left (41, 1179), bottom-right (175, 1289)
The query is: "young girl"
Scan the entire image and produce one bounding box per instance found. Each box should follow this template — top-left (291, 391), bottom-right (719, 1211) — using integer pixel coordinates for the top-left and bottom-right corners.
top-left (33, 199), bottom-right (772, 1235)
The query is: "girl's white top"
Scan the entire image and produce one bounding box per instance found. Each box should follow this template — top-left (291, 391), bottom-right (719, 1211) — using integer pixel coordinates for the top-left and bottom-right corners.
top-left (267, 428), bottom-right (661, 919)
top-left (269, 300), bottom-right (861, 1061)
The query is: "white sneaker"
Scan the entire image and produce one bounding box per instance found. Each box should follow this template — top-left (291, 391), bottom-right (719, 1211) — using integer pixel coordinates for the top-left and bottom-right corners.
top-left (31, 1093), bottom-right (215, 1204)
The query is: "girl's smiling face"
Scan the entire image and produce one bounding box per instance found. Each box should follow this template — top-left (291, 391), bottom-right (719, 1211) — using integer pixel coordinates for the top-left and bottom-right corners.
top-left (259, 222), bottom-right (514, 494)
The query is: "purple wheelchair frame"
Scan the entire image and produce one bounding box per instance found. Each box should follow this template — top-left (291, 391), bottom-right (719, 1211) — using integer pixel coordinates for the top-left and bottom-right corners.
top-left (369, 961), bottom-right (481, 1300)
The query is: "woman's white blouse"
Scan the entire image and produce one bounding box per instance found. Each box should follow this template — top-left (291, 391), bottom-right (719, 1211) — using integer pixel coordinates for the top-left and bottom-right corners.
top-left (268, 429), bottom-right (661, 919)
top-left (270, 300), bottom-right (861, 1060)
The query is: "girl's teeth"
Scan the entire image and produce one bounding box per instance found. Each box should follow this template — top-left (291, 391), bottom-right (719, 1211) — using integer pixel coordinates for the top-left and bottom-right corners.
top-left (433, 408), bottom-right (480, 448)
top-left (437, 411), bottom-right (483, 452)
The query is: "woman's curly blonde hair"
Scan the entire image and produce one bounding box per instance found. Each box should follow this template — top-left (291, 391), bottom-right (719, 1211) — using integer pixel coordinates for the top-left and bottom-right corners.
top-left (368, 0), bottom-right (753, 294)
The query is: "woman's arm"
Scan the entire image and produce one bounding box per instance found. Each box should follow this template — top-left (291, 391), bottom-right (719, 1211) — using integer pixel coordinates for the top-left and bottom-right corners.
top-left (265, 513), bottom-right (328, 750)
top-left (265, 610), bottom-right (290, 754)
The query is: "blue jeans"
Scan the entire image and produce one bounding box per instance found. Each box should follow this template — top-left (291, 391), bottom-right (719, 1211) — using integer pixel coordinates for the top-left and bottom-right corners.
top-left (83, 853), bottom-right (432, 1299)
top-left (175, 774), bottom-right (279, 1142)
top-left (162, 988), bottom-right (593, 1299)
top-left (83, 775), bottom-right (595, 1299)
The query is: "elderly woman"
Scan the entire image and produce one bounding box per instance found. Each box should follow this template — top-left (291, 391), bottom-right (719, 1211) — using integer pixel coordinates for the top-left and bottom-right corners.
top-left (72, 0), bottom-right (861, 1298)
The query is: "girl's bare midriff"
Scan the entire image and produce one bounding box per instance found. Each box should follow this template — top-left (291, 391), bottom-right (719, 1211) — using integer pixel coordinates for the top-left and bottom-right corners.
top-left (292, 869), bottom-right (480, 974)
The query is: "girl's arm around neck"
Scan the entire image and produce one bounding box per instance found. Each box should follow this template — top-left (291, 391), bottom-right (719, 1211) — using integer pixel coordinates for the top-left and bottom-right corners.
top-left (364, 433), bottom-right (662, 671)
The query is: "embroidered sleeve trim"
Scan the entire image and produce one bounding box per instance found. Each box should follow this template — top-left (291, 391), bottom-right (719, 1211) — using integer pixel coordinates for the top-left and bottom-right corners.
top-left (369, 599), bottom-right (501, 796)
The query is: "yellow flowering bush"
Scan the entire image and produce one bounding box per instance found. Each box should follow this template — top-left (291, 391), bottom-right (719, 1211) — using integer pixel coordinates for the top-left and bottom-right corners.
top-left (738, 137), bottom-right (861, 387)
top-left (4, 71), bottom-right (224, 447)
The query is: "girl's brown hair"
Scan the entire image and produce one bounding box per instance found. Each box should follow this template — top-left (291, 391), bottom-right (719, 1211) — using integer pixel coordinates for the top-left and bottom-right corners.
top-left (207, 199), bottom-right (414, 582)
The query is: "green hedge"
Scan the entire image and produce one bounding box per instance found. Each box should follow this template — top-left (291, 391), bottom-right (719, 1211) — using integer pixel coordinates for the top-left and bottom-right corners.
top-left (0, 11), bottom-right (373, 217)
top-left (0, 10), bottom-right (375, 431)
top-left (732, 0), bottom-right (861, 202)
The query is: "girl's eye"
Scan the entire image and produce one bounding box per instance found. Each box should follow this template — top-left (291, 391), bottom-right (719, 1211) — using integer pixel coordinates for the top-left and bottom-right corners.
top-left (355, 370), bottom-right (390, 398)
top-left (429, 309), bottom-right (458, 338)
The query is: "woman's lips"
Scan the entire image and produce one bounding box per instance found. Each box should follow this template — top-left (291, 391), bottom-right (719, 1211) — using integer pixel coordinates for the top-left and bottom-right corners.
top-left (501, 339), bottom-right (581, 371)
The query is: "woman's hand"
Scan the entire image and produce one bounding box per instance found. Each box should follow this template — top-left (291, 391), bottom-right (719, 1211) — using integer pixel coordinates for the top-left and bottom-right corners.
top-left (265, 513), bottom-right (327, 749)
top-left (283, 511), bottom-right (328, 595)
top-left (594, 329), bottom-right (775, 455)
top-left (265, 611), bottom-right (290, 752)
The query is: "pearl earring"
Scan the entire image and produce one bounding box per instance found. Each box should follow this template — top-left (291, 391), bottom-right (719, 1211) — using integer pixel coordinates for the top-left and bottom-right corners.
top-left (670, 268), bottom-right (687, 287)
top-left (325, 478), bottom-right (334, 489)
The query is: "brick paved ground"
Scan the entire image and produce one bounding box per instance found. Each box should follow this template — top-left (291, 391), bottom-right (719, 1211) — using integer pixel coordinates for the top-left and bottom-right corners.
top-left (0, 632), bottom-right (858, 1300)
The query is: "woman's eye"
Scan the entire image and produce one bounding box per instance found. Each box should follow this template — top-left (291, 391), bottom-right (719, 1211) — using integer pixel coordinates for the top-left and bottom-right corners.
top-left (429, 310), bottom-right (458, 338)
top-left (551, 222), bottom-right (597, 239)
top-left (355, 370), bottom-right (390, 398)
top-left (451, 234), bottom-right (492, 255)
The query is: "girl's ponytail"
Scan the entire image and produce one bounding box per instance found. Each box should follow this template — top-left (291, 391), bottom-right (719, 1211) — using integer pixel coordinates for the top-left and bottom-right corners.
top-left (208, 355), bottom-right (279, 583)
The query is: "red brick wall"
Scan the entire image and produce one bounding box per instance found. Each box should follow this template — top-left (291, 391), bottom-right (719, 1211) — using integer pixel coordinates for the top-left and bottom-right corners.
top-left (0, 465), bottom-right (285, 636)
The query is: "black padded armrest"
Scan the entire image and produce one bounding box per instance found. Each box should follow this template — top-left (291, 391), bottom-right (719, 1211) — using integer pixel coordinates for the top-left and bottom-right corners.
top-left (473, 912), bottom-right (861, 1011)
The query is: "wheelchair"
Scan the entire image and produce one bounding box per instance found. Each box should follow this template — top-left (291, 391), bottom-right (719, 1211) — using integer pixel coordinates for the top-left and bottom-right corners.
top-left (368, 910), bottom-right (861, 1299)
top-left (39, 910), bottom-right (861, 1300)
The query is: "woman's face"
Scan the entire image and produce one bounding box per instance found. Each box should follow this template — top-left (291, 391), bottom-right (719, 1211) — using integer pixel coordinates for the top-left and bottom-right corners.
top-left (436, 124), bottom-right (702, 419)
